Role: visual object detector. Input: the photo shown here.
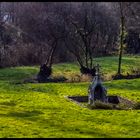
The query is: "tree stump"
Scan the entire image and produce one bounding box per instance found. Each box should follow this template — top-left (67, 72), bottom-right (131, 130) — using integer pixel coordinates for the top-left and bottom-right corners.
top-left (80, 66), bottom-right (96, 77)
top-left (37, 64), bottom-right (52, 83)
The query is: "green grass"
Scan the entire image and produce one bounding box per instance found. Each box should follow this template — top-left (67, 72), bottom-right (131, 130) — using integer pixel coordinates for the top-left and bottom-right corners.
top-left (0, 55), bottom-right (139, 82)
top-left (53, 55), bottom-right (140, 80)
top-left (0, 55), bottom-right (140, 138)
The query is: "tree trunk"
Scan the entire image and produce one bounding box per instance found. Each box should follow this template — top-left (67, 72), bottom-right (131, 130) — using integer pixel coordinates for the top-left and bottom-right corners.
top-left (37, 39), bottom-right (58, 83)
top-left (117, 3), bottom-right (125, 75)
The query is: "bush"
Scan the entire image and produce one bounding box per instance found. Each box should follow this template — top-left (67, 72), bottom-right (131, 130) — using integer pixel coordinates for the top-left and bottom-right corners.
top-left (130, 67), bottom-right (140, 75)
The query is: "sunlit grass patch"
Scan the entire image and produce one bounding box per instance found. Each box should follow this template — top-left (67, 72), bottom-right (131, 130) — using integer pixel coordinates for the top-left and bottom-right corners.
top-left (0, 55), bottom-right (140, 137)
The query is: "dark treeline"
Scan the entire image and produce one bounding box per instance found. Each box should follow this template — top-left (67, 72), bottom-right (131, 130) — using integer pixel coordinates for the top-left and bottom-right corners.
top-left (0, 2), bottom-right (139, 68)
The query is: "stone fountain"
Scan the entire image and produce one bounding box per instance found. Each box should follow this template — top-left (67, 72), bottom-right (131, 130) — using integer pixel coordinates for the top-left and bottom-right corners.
top-left (67, 64), bottom-right (135, 109)
top-left (88, 64), bottom-right (108, 105)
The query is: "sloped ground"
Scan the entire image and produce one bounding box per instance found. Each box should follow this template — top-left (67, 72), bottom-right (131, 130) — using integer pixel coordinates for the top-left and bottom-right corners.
top-left (0, 56), bottom-right (140, 138)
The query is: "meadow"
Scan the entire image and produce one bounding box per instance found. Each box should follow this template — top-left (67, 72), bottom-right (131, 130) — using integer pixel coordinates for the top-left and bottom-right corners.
top-left (0, 55), bottom-right (140, 138)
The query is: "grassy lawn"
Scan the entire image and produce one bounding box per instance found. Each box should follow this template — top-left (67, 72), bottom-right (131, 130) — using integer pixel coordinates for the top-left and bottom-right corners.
top-left (0, 55), bottom-right (140, 138)
top-left (53, 55), bottom-right (140, 81)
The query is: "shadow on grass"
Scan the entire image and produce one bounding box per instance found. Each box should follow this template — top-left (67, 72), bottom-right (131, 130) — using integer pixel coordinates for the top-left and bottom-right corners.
top-left (8, 110), bottom-right (44, 118)
top-left (0, 101), bottom-right (16, 106)
top-left (0, 110), bottom-right (44, 122)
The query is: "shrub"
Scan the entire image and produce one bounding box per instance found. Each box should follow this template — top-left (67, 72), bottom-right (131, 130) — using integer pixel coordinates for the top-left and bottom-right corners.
top-left (130, 67), bottom-right (140, 75)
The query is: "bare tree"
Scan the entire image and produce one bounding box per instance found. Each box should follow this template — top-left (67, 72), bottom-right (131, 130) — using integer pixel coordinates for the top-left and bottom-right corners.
top-left (117, 2), bottom-right (126, 75)
top-left (64, 2), bottom-right (118, 76)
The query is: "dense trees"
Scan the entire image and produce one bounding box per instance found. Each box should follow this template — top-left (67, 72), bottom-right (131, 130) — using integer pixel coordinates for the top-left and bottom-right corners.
top-left (0, 2), bottom-right (139, 76)
top-left (125, 2), bottom-right (140, 54)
